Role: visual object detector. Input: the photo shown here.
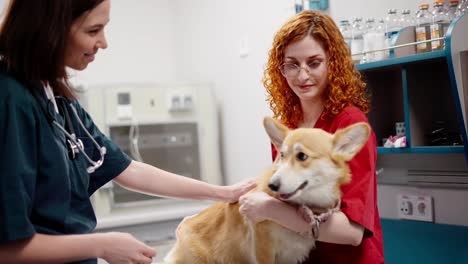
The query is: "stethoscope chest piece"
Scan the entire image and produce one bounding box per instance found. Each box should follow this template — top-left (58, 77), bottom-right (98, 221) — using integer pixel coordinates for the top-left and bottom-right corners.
top-left (50, 97), bottom-right (106, 173)
top-left (67, 135), bottom-right (84, 160)
top-left (33, 91), bottom-right (106, 174)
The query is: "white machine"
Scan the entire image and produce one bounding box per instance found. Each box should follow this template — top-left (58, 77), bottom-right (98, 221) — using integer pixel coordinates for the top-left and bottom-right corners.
top-left (75, 83), bottom-right (223, 217)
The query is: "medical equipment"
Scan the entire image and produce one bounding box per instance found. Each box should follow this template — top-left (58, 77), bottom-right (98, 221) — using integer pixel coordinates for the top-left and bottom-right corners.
top-left (76, 83), bottom-right (222, 215)
top-left (36, 94), bottom-right (107, 173)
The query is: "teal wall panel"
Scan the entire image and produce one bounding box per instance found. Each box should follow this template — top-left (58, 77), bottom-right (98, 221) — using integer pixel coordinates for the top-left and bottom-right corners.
top-left (381, 218), bottom-right (468, 264)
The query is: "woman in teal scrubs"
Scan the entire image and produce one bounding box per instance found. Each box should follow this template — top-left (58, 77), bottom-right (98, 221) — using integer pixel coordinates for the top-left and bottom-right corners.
top-left (0, 1), bottom-right (255, 263)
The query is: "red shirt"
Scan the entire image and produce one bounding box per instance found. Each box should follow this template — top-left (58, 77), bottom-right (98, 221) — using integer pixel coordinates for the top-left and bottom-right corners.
top-left (271, 106), bottom-right (384, 264)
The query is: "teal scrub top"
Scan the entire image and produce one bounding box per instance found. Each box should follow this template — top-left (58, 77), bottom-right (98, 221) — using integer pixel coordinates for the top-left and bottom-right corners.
top-left (0, 72), bottom-right (132, 264)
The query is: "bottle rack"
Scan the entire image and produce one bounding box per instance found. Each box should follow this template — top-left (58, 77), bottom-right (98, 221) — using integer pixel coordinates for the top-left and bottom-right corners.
top-left (354, 15), bottom-right (468, 162)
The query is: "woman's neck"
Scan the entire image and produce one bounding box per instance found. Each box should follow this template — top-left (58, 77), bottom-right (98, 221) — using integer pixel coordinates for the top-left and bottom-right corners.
top-left (300, 99), bottom-right (323, 128)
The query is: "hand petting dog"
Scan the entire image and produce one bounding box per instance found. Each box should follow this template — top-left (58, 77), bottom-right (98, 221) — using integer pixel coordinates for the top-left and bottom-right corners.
top-left (239, 191), bottom-right (275, 223)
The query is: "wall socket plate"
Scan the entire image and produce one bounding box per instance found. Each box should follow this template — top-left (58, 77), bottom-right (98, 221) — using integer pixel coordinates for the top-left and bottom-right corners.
top-left (397, 194), bottom-right (434, 222)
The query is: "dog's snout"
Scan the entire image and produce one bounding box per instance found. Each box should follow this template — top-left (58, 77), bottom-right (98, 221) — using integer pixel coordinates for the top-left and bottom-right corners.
top-left (268, 181), bottom-right (280, 192)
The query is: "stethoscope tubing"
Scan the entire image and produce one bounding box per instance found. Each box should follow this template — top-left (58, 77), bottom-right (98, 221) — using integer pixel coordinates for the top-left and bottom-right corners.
top-left (45, 95), bottom-right (107, 174)
top-left (51, 109), bottom-right (106, 173)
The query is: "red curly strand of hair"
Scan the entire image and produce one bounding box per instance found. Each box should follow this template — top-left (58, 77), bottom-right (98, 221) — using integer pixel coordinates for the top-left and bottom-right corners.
top-left (263, 10), bottom-right (370, 128)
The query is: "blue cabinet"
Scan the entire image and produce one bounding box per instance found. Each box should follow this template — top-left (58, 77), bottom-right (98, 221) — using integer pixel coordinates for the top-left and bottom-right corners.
top-left (356, 15), bottom-right (468, 162)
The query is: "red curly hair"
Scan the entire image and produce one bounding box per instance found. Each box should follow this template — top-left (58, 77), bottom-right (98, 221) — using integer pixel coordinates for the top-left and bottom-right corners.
top-left (263, 10), bottom-right (369, 128)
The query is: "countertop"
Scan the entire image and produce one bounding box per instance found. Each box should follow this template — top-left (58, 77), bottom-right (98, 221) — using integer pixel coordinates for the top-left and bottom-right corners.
top-left (95, 200), bottom-right (213, 230)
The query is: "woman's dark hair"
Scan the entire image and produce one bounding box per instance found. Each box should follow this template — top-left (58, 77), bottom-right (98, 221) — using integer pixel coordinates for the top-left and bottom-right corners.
top-left (0, 0), bottom-right (105, 98)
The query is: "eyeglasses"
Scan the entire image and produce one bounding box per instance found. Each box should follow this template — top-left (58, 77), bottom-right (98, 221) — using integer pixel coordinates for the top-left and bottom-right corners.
top-left (279, 61), bottom-right (322, 78)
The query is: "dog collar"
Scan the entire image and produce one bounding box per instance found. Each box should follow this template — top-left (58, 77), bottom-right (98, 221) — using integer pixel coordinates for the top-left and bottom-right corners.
top-left (298, 201), bottom-right (341, 239)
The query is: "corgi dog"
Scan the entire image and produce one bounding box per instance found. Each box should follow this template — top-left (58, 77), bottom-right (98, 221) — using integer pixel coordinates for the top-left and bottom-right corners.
top-left (164, 116), bottom-right (370, 264)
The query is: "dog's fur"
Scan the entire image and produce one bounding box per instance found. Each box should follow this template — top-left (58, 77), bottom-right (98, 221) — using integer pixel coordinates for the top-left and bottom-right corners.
top-left (164, 117), bottom-right (370, 264)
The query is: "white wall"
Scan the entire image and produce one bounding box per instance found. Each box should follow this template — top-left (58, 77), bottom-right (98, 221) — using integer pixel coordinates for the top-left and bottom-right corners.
top-left (74, 0), bottom-right (178, 85)
top-left (0, 0), bottom-right (177, 85)
top-left (170, 0), bottom-right (295, 184)
top-left (378, 184), bottom-right (468, 226)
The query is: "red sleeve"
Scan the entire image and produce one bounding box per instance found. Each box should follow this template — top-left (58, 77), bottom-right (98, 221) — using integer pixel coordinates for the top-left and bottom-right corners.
top-left (271, 143), bottom-right (278, 162)
top-left (332, 109), bottom-right (378, 237)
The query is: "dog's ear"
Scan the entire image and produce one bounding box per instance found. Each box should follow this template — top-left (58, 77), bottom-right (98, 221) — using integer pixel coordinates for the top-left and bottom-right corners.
top-left (263, 117), bottom-right (289, 149)
top-left (332, 122), bottom-right (370, 161)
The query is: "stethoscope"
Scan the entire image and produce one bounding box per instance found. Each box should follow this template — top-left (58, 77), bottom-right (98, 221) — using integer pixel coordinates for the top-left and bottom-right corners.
top-left (42, 95), bottom-right (107, 174)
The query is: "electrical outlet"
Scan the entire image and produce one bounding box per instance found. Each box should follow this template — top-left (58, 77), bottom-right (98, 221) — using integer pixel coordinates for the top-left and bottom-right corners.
top-left (397, 194), bottom-right (434, 222)
top-left (398, 196), bottom-right (413, 215)
top-left (167, 92), bottom-right (194, 112)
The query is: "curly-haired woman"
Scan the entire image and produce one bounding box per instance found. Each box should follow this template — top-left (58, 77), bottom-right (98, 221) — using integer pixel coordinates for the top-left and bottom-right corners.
top-left (239, 10), bottom-right (384, 264)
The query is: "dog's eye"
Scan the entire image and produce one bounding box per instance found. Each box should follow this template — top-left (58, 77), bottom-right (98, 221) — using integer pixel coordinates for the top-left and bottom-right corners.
top-left (280, 152), bottom-right (285, 159)
top-left (296, 152), bottom-right (308, 161)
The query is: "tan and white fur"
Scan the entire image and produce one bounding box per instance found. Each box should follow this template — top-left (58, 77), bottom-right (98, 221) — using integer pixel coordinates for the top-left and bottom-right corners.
top-left (164, 117), bottom-right (370, 264)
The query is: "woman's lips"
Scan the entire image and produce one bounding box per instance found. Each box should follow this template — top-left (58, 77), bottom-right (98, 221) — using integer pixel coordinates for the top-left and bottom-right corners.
top-left (85, 53), bottom-right (95, 62)
top-left (298, 84), bottom-right (314, 90)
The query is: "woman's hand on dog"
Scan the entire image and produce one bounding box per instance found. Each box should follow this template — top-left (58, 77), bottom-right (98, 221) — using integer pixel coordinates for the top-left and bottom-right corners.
top-left (239, 191), bottom-right (276, 223)
top-left (176, 178), bottom-right (256, 240)
top-left (221, 178), bottom-right (257, 203)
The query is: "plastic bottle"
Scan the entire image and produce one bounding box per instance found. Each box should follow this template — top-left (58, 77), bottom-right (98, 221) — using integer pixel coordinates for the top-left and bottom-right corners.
top-left (351, 17), bottom-right (364, 62)
top-left (415, 3), bottom-right (432, 53)
top-left (339, 20), bottom-right (353, 52)
top-left (447, 0), bottom-right (460, 21)
top-left (431, 0), bottom-right (451, 51)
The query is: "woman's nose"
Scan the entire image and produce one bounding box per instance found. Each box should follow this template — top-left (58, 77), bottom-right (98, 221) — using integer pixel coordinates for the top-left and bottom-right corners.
top-left (98, 32), bottom-right (108, 49)
top-left (297, 67), bottom-right (310, 81)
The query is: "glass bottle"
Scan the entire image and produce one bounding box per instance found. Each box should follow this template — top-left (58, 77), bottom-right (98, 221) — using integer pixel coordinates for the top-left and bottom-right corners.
top-left (375, 19), bottom-right (390, 61)
top-left (447, 0), bottom-right (460, 21)
top-left (351, 17), bottom-right (364, 62)
top-left (431, 0), bottom-right (451, 51)
top-left (457, 0), bottom-right (468, 16)
top-left (400, 9), bottom-right (415, 27)
top-left (415, 3), bottom-right (432, 53)
top-left (385, 9), bottom-right (401, 38)
top-left (339, 20), bottom-right (353, 52)
top-left (362, 18), bottom-right (376, 63)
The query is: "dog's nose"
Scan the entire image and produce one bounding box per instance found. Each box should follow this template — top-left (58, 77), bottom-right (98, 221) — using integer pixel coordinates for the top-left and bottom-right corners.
top-left (268, 182), bottom-right (280, 192)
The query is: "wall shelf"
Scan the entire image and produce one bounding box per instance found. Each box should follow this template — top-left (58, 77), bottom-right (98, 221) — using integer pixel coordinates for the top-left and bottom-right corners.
top-left (356, 50), bottom-right (446, 71)
top-left (378, 146), bottom-right (465, 154)
top-left (356, 15), bottom-right (468, 161)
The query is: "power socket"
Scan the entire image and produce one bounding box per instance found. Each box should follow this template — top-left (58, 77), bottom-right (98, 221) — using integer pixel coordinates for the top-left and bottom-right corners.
top-left (399, 198), bottom-right (413, 215)
top-left (397, 194), bottom-right (434, 222)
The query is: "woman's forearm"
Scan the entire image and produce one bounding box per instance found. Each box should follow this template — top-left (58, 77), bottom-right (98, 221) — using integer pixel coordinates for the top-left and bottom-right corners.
top-left (317, 211), bottom-right (364, 246)
top-left (114, 161), bottom-right (231, 201)
top-left (263, 198), bottom-right (312, 233)
top-left (0, 233), bottom-right (101, 264)
top-left (264, 199), bottom-right (364, 246)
